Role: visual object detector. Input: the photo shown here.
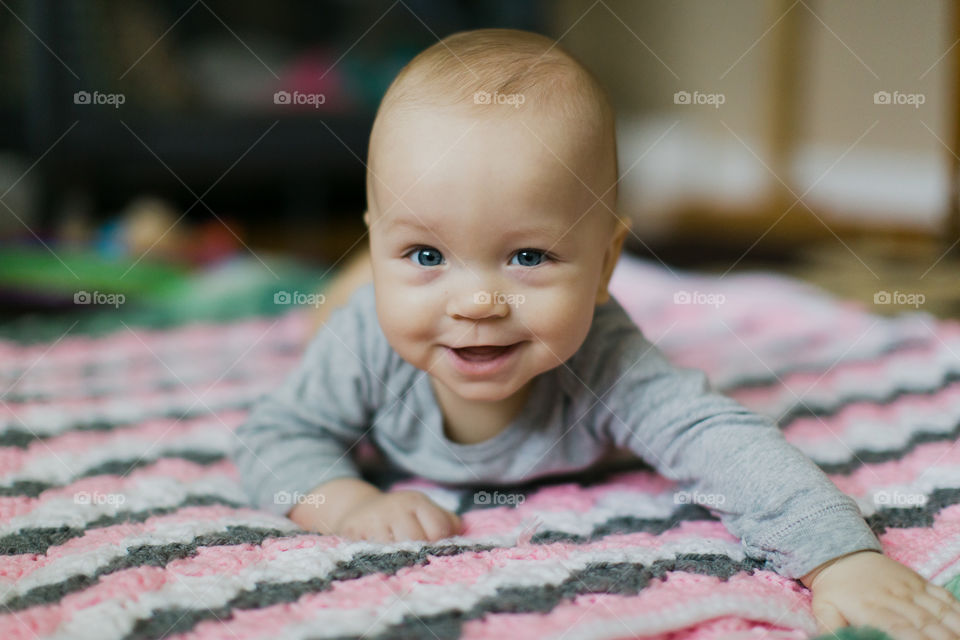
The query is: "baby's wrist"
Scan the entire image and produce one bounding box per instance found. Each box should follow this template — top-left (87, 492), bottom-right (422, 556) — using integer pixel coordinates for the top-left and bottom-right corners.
top-left (799, 549), bottom-right (883, 588)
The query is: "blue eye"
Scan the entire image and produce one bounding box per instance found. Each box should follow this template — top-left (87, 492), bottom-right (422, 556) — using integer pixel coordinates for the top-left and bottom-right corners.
top-left (408, 247), bottom-right (444, 267)
top-left (511, 249), bottom-right (547, 267)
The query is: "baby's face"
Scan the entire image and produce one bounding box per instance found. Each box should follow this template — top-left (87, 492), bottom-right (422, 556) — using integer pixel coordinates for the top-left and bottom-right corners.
top-left (366, 105), bottom-right (624, 404)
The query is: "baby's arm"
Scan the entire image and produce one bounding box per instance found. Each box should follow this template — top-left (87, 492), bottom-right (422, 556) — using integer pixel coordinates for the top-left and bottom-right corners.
top-left (288, 476), bottom-right (462, 542)
top-left (799, 549), bottom-right (960, 639)
top-left (590, 322), bottom-right (960, 637)
top-left (594, 326), bottom-right (883, 577)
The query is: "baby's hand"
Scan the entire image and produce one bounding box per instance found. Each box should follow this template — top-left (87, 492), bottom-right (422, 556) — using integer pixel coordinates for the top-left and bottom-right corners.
top-left (804, 550), bottom-right (960, 639)
top-left (335, 490), bottom-right (462, 543)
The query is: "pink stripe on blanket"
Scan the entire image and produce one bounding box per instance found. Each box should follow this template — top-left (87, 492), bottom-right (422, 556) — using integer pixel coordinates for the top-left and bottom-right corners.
top-left (0, 379), bottom-right (262, 422)
top-left (0, 410), bottom-right (247, 475)
top-left (829, 439), bottom-right (960, 497)
top-left (664, 317), bottom-right (921, 378)
top-left (663, 616), bottom-right (809, 640)
top-left (458, 570), bottom-right (814, 640)
top-left (0, 311), bottom-right (309, 369)
top-left (881, 504), bottom-right (960, 578)
top-left (0, 458), bottom-right (238, 524)
top-left (8, 354), bottom-right (299, 400)
top-left (728, 326), bottom-right (960, 412)
top-left (784, 381), bottom-right (960, 444)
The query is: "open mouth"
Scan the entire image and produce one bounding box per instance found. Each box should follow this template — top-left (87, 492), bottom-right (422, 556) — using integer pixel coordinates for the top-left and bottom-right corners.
top-left (447, 342), bottom-right (522, 375)
top-left (452, 344), bottom-right (518, 362)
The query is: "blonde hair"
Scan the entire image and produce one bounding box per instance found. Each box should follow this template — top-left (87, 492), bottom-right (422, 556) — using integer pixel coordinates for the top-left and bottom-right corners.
top-left (366, 28), bottom-right (623, 229)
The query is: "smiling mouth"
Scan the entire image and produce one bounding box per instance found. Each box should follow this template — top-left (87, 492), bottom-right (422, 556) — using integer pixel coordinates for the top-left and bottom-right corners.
top-left (451, 343), bottom-right (519, 362)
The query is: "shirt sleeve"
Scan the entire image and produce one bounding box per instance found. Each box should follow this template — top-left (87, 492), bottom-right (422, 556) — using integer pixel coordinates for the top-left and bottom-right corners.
top-left (230, 283), bottom-right (385, 517)
top-left (591, 308), bottom-right (883, 579)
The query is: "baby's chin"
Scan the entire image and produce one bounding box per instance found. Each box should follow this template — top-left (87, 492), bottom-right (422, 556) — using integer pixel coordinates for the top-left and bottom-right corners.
top-left (445, 375), bottom-right (533, 400)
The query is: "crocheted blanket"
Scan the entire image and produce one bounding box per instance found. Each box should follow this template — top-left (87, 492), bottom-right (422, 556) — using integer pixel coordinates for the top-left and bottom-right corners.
top-left (2, 254), bottom-right (959, 640)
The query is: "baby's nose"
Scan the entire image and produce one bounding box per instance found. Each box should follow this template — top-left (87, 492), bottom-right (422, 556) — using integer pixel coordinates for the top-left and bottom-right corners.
top-left (447, 287), bottom-right (510, 320)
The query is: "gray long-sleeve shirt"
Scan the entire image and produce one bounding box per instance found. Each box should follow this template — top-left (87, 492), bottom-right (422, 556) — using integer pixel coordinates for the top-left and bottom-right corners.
top-left (231, 281), bottom-right (882, 579)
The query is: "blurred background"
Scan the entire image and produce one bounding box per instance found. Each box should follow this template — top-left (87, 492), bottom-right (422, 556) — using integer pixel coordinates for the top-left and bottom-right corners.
top-left (0, 0), bottom-right (958, 341)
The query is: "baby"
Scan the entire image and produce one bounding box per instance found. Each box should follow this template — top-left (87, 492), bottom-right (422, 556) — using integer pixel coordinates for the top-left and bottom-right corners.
top-left (232, 28), bottom-right (960, 638)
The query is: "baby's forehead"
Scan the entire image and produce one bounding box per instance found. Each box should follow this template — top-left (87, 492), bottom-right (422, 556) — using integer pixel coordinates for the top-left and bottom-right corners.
top-left (371, 104), bottom-right (608, 188)
top-left (370, 177), bottom-right (614, 242)
top-left (381, 95), bottom-right (596, 137)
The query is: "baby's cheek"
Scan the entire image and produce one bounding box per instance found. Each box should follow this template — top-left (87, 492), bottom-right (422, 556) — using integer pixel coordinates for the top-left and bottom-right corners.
top-left (377, 288), bottom-right (432, 334)
top-left (520, 294), bottom-right (592, 351)
top-left (379, 316), bottom-right (442, 372)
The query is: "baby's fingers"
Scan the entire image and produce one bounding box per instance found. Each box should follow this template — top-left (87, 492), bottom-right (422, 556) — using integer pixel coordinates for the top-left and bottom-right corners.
top-left (414, 506), bottom-right (460, 541)
top-left (354, 520), bottom-right (394, 543)
top-left (865, 607), bottom-right (927, 640)
top-left (447, 510), bottom-right (462, 533)
top-left (877, 596), bottom-right (958, 640)
top-left (913, 591), bottom-right (960, 636)
top-left (388, 511), bottom-right (430, 542)
top-left (810, 600), bottom-right (846, 634)
top-left (925, 583), bottom-right (960, 611)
